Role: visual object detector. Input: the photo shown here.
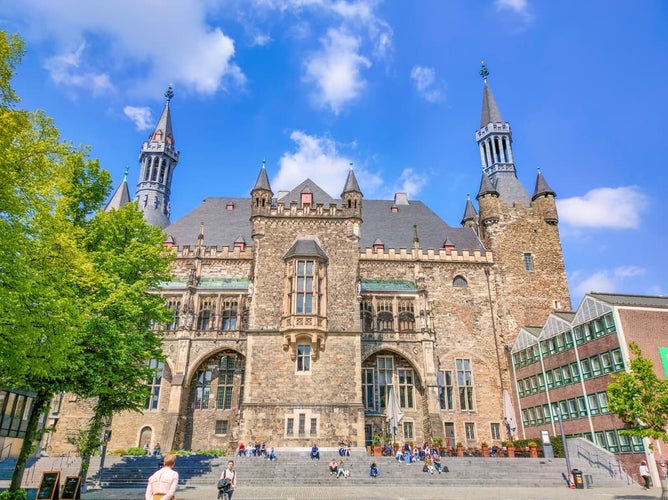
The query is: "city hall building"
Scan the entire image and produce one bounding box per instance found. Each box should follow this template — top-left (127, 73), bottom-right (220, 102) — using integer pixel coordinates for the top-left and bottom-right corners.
top-left (44, 71), bottom-right (572, 455)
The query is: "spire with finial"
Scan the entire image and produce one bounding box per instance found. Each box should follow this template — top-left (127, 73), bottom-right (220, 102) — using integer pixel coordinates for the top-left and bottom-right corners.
top-left (165, 84), bottom-right (174, 102)
top-left (480, 61), bottom-right (489, 83)
top-left (122, 166), bottom-right (129, 182)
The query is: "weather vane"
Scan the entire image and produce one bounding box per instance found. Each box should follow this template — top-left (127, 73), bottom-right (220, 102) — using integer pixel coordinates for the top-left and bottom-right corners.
top-left (480, 61), bottom-right (489, 83)
top-left (165, 84), bottom-right (174, 101)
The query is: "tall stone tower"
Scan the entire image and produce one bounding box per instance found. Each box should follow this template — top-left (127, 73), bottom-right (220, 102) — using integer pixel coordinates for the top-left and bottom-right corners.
top-left (473, 63), bottom-right (571, 342)
top-left (136, 86), bottom-right (180, 228)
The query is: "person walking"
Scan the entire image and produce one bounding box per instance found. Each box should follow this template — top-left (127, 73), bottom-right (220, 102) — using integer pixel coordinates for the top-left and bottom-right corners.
top-left (639, 460), bottom-right (651, 489)
top-left (219, 460), bottom-right (238, 499)
top-left (145, 453), bottom-right (178, 500)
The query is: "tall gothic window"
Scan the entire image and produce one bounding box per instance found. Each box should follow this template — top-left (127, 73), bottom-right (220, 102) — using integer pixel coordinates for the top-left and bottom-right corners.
top-left (398, 368), bottom-right (414, 408)
top-left (398, 300), bottom-right (415, 332)
top-left (193, 367), bottom-right (213, 409)
top-left (360, 299), bottom-right (373, 332)
top-left (145, 359), bottom-right (164, 410)
top-left (295, 260), bottom-right (314, 314)
top-left (377, 356), bottom-right (394, 409)
top-left (165, 299), bottom-right (180, 331)
top-left (216, 355), bottom-right (236, 409)
top-left (438, 370), bottom-right (454, 410)
top-left (297, 343), bottom-right (311, 372)
top-left (456, 358), bottom-right (475, 411)
top-left (197, 299), bottom-right (214, 330)
top-left (376, 300), bottom-right (393, 332)
top-left (362, 368), bottom-right (376, 411)
top-left (222, 298), bottom-right (238, 331)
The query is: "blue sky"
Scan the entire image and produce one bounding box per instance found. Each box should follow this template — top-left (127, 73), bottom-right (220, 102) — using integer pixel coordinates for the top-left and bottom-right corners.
top-left (1, 0), bottom-right (666, 308)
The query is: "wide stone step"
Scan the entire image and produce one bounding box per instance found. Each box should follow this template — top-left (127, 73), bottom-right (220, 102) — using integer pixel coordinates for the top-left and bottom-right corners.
top-left (3, 451), bottom-right (634, 491)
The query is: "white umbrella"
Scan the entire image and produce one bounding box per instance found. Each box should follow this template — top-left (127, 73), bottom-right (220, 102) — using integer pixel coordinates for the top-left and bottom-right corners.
top-left (385, 386), bottom-right (404, 442)
top-left (503, 389), bottom-right (517, 440)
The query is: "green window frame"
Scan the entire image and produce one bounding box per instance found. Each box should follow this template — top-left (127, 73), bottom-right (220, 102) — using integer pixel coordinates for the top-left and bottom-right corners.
top-left (580, 359), bottom-right (592, 379)
top-left (612, 349), bottom-right (624, 371)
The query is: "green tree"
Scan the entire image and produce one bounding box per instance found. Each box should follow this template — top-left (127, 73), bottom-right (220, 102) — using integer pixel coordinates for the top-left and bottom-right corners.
top-left (607, 342), bottom-right (668, 443)
top-left (73, 204), bottom-right (173, 481)
top-left (0, 31), bottom-right (110, 493)
top-left (608, 342), bottom-right (668, 496)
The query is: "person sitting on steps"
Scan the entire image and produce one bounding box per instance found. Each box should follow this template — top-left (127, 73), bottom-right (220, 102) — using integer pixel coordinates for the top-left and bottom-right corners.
top-left (329, 458), bottom-right (338, 476)
top-left (368, 461), bottom-right (380, 478)
top-left (310, 443), bottom-right (320, 461)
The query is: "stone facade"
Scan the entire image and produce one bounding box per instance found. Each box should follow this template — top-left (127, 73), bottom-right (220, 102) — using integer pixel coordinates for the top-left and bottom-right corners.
top-left (45, 75), bottom-right (573, 456)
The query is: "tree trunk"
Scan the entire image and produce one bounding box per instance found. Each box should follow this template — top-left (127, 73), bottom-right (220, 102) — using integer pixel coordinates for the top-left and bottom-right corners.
top-left (10, 390), bottom-right (50, 492)
top-left (77, 406), bottom-right (106, 484)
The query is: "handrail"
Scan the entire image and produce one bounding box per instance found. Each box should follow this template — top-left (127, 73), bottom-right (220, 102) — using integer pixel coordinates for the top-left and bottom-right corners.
top-left (575, 445), bottom-right (633, 484)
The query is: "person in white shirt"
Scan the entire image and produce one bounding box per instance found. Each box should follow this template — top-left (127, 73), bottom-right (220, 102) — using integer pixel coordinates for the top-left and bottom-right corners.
top-left (145, 453), bottom-right (179, 500)
top-left (219, 460), bottom-right (237, 499)
top-left (639, 460), bottom-right (651, 489)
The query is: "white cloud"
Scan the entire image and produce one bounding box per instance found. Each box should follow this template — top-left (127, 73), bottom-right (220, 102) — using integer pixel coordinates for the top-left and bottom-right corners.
top-left (557, 186), bottom-right (648, 229)
top-left (274, 130), bottom-right (384, 197)
top-left (394, 168), bottom-right (428, 199)
top-left (304, 28), bottom-right (371, 114)
top-left (410, 65), bottom-right (446, 103)
top-left (494, 0), bottom-right (533, 23)
top-left (12, 0), bottom-right (244, 98)
top-left (44, 42), bottom-right (113, 94)
top-left (274, 130), bottom-right (354, 195)
top-left (571, 266), bottom-right (646, 299)
top-left (123, 106), bottom-right (153, 131)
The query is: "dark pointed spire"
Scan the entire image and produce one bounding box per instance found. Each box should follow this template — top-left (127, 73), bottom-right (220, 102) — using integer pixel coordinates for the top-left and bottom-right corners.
top-left (151, 85), bottom-right (175, 146)
top-left (104, 171), bottom-right (131, 211)
top-left (477, 173), bottom-right (498, 199)
top-left (532, 168), bottom-right (556, 200)
top-left (252, 160), bottom-right (272, 192)
top-left (461, 195), bottom-right (478, 226)
top-left (342, 162), bottom-right (361, 195)
top-left (480, 62), bottom-right (503, 127)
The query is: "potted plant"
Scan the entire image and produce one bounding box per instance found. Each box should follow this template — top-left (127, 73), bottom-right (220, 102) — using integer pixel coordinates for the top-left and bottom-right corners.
top-left (372, 434), bottom-right (383, 456)
top-left (431, 436), bottom-right (444, 456)
top-left (456, 441), bottom-right (464, 457)
top-left (528, 441), bottom-right (538, 458)
top-left (481, 441), bottom-right (490, 457)
top-left (503, 440), bottom-right (515, 458)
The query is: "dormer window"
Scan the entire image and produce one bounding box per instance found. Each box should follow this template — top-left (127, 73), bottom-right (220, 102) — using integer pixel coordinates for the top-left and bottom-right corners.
top-left (234, 236), bottom-right (246, 251)
top-left (443, 239), bottom-right (455, 253)
top-left (390, 206), bottom-right (398, 213)
top-left (373, 239), bottom-right (384, 253)
top-left (300, 192), bottom-right (313, 208)
top-left (226, 202), bottom-right (235, 210)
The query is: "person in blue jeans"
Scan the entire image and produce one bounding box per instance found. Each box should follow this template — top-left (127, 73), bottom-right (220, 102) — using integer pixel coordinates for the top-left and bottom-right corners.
top-left (310, 443), bottom-right (320, 460)
top-left (403, 442), bottom-right (411, 464)
top-left (369, 461), bottom-right (380, 477)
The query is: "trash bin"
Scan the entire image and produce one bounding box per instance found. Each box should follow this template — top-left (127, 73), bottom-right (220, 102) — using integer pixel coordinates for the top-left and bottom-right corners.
top-left (572, 469), bottom-right (584, 489)
top-left (584, 474), bottom-right (593, 489)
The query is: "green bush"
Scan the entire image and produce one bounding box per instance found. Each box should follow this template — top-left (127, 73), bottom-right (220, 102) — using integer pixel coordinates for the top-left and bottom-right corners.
top-left (0, 489), bottom-right (28, 500)
top-left (126, 447), bottom-right (147, 456)
top-left (196, 449), bottom-right (227, 457)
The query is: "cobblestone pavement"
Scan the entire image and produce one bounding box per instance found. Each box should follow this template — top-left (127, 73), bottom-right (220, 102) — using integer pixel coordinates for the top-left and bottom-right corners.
top-left (80, 484), bottom-right (659, 499)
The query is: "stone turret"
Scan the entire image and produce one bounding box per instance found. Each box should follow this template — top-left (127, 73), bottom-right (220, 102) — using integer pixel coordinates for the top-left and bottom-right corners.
top-left (251, 160), bottom-right (273, 217)
top-left (531, 169), bottom-right (558, 224)
top-left (136, 86), bottom-right (179, 228)
top-left (341, 163), bottom-right (362, 218)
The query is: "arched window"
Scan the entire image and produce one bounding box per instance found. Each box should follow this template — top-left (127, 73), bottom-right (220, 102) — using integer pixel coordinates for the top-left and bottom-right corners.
top-left (165, 299), bottom-right (180, 330)
top-left (398, 300), bottom-right (415, 332)
top-left (197, 299), bottom-right (214, 330)
top-left (139, 426), bottom-right (152, 449)
top-left (376, 300), bottom-right (393, 332)
top-left (360, 299), bottom-right (373, 332)
top-left (453, 275), bottom-right (468, 287)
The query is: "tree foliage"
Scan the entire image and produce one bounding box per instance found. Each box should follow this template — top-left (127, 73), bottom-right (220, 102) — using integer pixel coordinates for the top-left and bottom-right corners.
top-left (0, 30), bottom-right (173, 492)
top-left (607, 342), bottom-right (668, 441)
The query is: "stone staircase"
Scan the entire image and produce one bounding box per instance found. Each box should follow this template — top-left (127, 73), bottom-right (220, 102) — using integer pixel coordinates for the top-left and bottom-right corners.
top-left (0, 448), bottom-right (637, 492)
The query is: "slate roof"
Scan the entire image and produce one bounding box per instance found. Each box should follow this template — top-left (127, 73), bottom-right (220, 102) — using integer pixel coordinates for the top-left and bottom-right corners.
top-left (165, 185), bottom-right (486, 254)
top-left (589, 293), bottom-right (668, 309)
